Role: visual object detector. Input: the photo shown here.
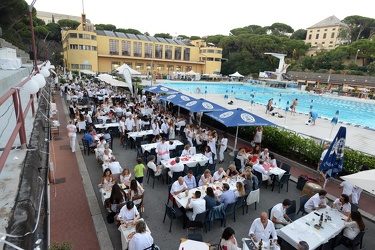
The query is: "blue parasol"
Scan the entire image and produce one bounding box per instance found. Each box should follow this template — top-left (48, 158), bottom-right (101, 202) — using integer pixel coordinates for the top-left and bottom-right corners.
top-left (143, 85), bottom-right (179, 94)
top-left (319, 126), bottom-right (346, 178)
top-left (205, 108), bottom-right (277, 149)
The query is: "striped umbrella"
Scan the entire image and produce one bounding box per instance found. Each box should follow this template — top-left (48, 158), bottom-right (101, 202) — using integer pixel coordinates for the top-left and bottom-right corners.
top-left (329, 110), bottom-right (340, 138)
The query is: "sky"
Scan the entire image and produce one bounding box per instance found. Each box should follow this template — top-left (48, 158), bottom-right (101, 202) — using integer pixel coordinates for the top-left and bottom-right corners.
top-left (33, 0), bottom-right (374, 37)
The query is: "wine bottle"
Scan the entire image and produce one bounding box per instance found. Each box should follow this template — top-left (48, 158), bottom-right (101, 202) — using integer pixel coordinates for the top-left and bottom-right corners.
top-left (319, 213), bottom-right (323, 227)
top-left (259, 239), bottom-right (263, 250)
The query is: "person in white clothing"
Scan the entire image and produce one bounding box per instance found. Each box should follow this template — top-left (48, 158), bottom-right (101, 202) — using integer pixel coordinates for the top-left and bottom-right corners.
top-left (304, 190), bottom-right (327, 213)
top-left (339, 180), bottom-right (354, 196)
top-left (317, 144), bottom-right (329, 171)
top-left (351, 185), bottom-right (363, 205)
top-left (170, 176), bottom-right (188, 195)
top-left (147, 155), bottom-right (162, 176)
top-left (331, 194), bottom-right (351, 216)
top-left (186, 191), bottom-right (206, 220)
top-left (108, 156), bottom-right (122, 174)
top-left (168, 157), bottom-right (184, 178)
top-left (180, 144), bottom-right (191, 157)
top-left (213, 168), bottom-right (226, 181)
top-left (156, 137), bottom-right (170, 164)
top-left (218, 133), bottom-right (228, 164)
top-left (252, 160), bottom-right (270, 182)
top-left (117, 201), bottom-right (140, 224)
top-left (342, 211), bottom-right (365, 241)
top-left (125, 115), bottom-right (135, 132)
top-left (128, 220), bottom-right (153, 250)
top-left (270, 199), bottom-right (293, 229)
top-left (249, 212), bottom-right (278, 244)
top-left (66, 120), bottom-right (77, 152)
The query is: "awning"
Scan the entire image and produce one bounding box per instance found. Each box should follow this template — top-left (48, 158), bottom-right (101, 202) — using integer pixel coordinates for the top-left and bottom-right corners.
top-left (307, 81), bottom-right (316, 84)
top-left (297, 80), bottom-right (306, 83)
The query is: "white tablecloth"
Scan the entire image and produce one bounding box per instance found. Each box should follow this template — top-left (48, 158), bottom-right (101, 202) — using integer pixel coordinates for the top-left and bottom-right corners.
top-left (161, 154), bottom-right (209, 169)
top-left (173, 177), bottom-right (244, 208)
top-left (118, 218), bottom-right (150, 250)
top-left (141, 140), bottom-right (183, 153)
top-left (95, 122), bottom-right (120, 129)
top-left (178, 239), bottom-right (209, 250)
top-left (128, 130), bottom-right (153, 140)
top-left (278, 207), bottom-right (347, 250)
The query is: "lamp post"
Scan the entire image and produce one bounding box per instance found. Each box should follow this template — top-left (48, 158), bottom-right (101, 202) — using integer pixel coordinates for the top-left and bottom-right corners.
top-left (355, 49), bottom-right (360, 64)
top-left (28, 0), bottom-right (38, 72)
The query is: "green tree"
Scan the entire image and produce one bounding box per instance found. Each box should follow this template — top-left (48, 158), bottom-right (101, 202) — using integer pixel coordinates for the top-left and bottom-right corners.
top-left (367, 61), bottom-right (375, 75)
top-left (57, 19), bottom-right (80, 30)
top-left (342, 15), bottom-right (375, 42)
top-left (189, 36), bottom-right (201, 40)
top-left (290, 29), bottom-right (307, 40)
top-left (115, 28), bottom-right (142, 34)
top-left (46, 23), bottom-right (62, 41)
top-left (154, 33), bottom-right (172, 39)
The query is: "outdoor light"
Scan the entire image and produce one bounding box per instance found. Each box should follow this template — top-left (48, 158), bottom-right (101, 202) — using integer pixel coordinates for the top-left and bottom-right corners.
top-left (32, 73), bottom-right (46, 88)
top-left (40, 68), bottom-right (50, 78)
top-left (23, 78), bottom-right (39, 95)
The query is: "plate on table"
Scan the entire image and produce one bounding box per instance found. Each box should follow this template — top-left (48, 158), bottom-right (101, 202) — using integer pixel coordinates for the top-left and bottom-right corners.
top-left (127, 231), bottom-right (136, 240)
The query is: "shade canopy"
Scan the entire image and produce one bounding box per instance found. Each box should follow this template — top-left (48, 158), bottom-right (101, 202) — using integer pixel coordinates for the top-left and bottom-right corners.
top-left (341, 170), bottom-right (375, 195)
top-left (97, 74), bottom-right (131, 89)
top-left (186, 70), bottom-right (198, 76)
top-left (143, 85), bottom-right (179, 94)
top-left (319, 126), bottom-right (346, 177)
top-left (229, 71), bottom-right (244, 77)
top-left (115, 63), bottom-right (141, 75)
top-left (205, 108), bottom-right (276, 149)
top-left (159, 93), bottom-right (195, 104)
top-left (178, 98), bottom-right (227, 113)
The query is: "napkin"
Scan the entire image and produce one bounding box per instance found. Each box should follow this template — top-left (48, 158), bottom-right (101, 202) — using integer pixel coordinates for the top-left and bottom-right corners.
top-left (181, 157), bottom-right (189, 161)
top-left (170, 160), bottom-right (176, 165)
top-left (177, 195), bottom-right (181, 199)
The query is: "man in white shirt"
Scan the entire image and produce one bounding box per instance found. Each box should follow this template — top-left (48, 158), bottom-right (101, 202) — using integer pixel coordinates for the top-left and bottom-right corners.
top-left (108, 156), bottom-right (122, 175)
top-left (147, 155), bottom-right (162, 176)
top-left (161, 119), bottom-right (169, 139)
top-left (331, 194), bottom-right (351, 216)
top-left (270, 199), bottom-right (293, 229)
top-left (213, 168), bottom-right (226, 181)
top-left (260, 148), bottom-right (270, 162)
top-left (129, 220), bottom-right (153, 250)
top-left (186, 191), bottom-right (206, 221)
top-left (168, 157), bottom-right (184, 178)
top-left (125, 114), bottom-right (135, 132)
top-left (249, 212), bottom-right (278, 244)
top-left (304, 190), bottom-right (327, 213)
top-left (339, 180), bottom-right (354, 196)
top-left (252, 160), bottom-right (270, 181)
top-left (156, 137), bottom-right (170, 164)
top-left (170, 176), bottom-right (188, 195)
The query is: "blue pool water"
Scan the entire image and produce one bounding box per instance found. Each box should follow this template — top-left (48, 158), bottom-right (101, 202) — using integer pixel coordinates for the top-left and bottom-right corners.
top-left (163, 82), bottom-right (375, 129)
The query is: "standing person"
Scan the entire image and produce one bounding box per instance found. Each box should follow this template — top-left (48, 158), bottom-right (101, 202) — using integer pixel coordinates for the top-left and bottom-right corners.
top-left (339, 180), bottom-right (354, 197)
top-left (266, 98), bottom-right (273, 114)
top-left (253, 126), bottom-right (263, 147)
top-left (133, 158), bottom-right (145, 187)
top-left (218, 133), bottom-right (228, 164)
top-left (66, 120), bottom-right (77, 153)
top-left (317, 144), bottom-right (330, 171)
top-left (290, 98), bottom-right (298, 115)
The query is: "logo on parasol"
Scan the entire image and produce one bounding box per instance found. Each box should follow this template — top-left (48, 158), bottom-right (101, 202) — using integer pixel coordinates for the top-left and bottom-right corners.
top-left (240, 113), bottom-right (255, 123)
top-left (202, 102), bottom-right (213, 109)
top-left (219, 111), bottom-right (234, 119)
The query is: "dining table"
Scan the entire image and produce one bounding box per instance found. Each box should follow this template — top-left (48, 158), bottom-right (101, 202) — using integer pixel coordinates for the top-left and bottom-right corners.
top-left (118, 218), bottom-right (151, 250)
top-left (95, 122), bottom-right (120, 129)
top-left (127, 130), bottom-right (154, 140)
top-left (161, 154), bottom-right (209, 169)
top-left (277, 207), bottom-right (347, 250)
top-left (263, 163), bottom-right (286, 180)
top-left (178, 239), bottom-right (210, 250)
top-left (99, 183), bottom-right (128, 205)
top-left (141, 140), bottom-right (183, 153)
top-left (173, 177), bottom-right (244, 208)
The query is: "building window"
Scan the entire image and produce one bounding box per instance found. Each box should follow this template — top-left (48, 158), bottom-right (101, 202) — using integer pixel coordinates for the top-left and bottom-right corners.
top-left (324, 29), bottom-right (328, 31)
top-left (155, 44), bottom-right (163, 59)
top-left (175, 65), bottom-right (182, 72)
top-left (308, 34), bottom-right (312, 40)
top-left (133, 42), bottom-right (142, 57)
top-left (200, 49), bottom-right (206, 53)
top-left (71, 64), bottom-right (79, 69)
top-left (145, 43), bottom-right (153, 58)
top-left (91, 35), bottom-right (96, 40)
top-left (69, 44), bottom-right (78, 49)
top-left (215, 50), bottom-right (222, 54)
top-left (332, 28), bottom-right (336, 31)
top-left (136, 63), bottom-right (144, 71)
top-left (122, 41), bottom-right (131, 56)
top-left (70, 33), bottom-right (77, 38)
top-left (309, 30), bottom-right (312, 33)
top-left (315, 34), bottom-right (319, 39)
top-left (322, 42), bottom-right (325, 44)
top-left (323, 33), bottom-right (327, 39)
top-left (109, 39), bottom-right (119, 55)
top-left (156, 64), bottom-right (164, 71)
top-left (79, 45), bottom-right (91, 50)
top-left (124, 62), bottom-right (132, 68)
top-left (331, 33), bottom-right (335, 38)
top-left (317, 29), bottom-right (320, 32)
top-left (165, 45), bottom-right (172, 59)
top-left (215, 58), bottom-right (221, 61)
top-left (207, 49), bottom-right (214, 53)
top-left (167, 65), bottom-right (174, 72)
top-left (80, 64), bottom-right (92, 70)
top-left (92, 46), bottom-right (97, 51)
top-left (112, 61), bottom-right (120, 70)
top-left (330, 41), bottom-right (333, 44)
top-left (183, 48), bottom-right (190, 61)
top-left (206, 57), bottom-right (214, 61)
top-left (79, 34), bottom-right (90, 39)
top-left (174, 47), bottom-right (181, 60)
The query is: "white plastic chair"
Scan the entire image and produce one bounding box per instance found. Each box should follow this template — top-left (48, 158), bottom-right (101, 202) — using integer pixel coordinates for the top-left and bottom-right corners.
top-left (246, 188), bottom-right (260, 212)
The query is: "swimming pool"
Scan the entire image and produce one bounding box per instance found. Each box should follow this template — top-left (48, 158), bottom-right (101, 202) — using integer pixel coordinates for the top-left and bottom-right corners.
top-left (163, 82), bottom-right (375, 129)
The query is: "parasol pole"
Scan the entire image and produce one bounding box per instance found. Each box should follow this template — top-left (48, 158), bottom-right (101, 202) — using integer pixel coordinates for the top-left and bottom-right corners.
top-left (233, 126), bottom-right (239, 150)
top-left (329, 125), bottom-right (334, 139)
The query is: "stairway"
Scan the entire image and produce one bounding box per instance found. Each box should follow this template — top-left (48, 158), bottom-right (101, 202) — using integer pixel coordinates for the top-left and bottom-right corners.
top-left (0, 38), bottom-right (33, 64)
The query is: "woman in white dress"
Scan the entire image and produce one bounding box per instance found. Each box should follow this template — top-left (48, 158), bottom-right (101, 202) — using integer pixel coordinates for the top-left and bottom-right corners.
top-left (186, 126), bottom-right (195, 147)
top-left (207, 135), bottom-right (217, 160)
top-left (66, 120), bottom-right (77, 152)
top-left (169, 120), bottom-right (175, 139)
top-left (218, 133), bottom-right (228, 164)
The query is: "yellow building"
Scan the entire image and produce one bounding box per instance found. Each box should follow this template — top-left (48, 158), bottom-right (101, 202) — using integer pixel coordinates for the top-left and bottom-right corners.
top-left (305, 15), bottom-right (349, 55)
top-left (62, 17), bottom-right (223, 76)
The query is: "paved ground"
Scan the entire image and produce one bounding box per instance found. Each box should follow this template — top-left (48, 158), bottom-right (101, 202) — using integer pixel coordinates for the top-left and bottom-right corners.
top-left (49, 82), bottom-right (375, 250)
